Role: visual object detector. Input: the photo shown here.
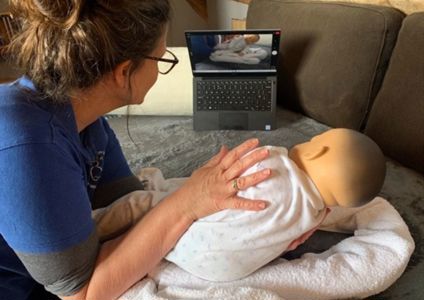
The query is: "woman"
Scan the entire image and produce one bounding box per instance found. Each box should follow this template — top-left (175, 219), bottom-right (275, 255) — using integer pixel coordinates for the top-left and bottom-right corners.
top-left (0, 1), bottom-right (271, 299)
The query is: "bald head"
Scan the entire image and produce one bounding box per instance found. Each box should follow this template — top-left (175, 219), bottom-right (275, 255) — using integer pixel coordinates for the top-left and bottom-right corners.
top-left (289, 128), bottom-right (387, 207)
top-left (328, 129), bottom-right (386, 206)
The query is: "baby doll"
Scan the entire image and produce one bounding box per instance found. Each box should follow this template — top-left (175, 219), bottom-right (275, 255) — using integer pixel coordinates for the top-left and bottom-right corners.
top-left (93, 128), bottom-right (386, 281)
top-left (213, 34), bottom-right (260, 52)
top-left (210, 34), bottom-right (267, 64)
top-left (165, 128), bottom-right (386, 281)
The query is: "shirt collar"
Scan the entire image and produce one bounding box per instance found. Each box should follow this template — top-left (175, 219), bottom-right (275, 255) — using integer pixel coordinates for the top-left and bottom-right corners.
top-left (15, 76), bottom-right (105, 157)
top-left (17, 75), bottom-right (36, 91)
top-left (16, 75), bottom-right (79, 136)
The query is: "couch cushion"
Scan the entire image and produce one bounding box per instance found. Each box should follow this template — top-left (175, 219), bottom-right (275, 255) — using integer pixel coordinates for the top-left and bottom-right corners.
top-left (365, 13), bottom-right (424, 174)
top-left (247, 0), bottom-right (404, 129)
top-left (309, 0), bottom-right (424, 15)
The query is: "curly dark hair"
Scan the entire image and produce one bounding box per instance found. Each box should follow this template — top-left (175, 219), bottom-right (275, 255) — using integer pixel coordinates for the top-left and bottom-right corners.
top-left (7, 0), bottom-right (171, 103)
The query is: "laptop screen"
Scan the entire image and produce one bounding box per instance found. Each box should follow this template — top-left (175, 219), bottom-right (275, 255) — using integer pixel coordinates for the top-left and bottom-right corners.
top-left (185, 30), bottom-right (281, 75)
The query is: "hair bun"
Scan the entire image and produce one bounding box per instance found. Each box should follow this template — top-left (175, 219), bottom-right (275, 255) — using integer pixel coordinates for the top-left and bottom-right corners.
top-left (13, 0), bottom-right (86, 30)
top-left (8, 0), bottom-right (171, 103)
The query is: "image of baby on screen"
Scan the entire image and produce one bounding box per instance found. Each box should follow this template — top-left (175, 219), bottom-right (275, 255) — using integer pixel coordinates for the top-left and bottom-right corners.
top-left (209, 34), bottom-right (269, 64)
top-left (189, 33), bottom-right (273, 70)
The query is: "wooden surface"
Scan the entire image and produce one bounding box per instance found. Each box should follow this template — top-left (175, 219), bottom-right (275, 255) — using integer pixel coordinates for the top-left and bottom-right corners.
top-left (184, 0), bottom-right (252, 21)
top-left (185, 0), bottom-right (208, 21)
top-left (231, 18), bottom-right (247, 29)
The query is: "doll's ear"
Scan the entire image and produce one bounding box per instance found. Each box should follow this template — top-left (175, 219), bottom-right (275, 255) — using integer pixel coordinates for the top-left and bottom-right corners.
top-left (303, 146), bottom-right (328, 160)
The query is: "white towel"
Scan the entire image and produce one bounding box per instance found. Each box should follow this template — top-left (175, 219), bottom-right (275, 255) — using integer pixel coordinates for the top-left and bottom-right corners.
top-left (119, 168), bottom-right (415, 300)
top-left (210, 47), bottom-right (268, 65)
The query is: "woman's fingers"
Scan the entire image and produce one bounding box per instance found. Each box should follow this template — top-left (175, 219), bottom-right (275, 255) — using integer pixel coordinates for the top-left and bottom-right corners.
top-left (182, 139), bottom-right (272, 220)
top-left (223, 196), bottom-right (268, 211)
top-left (224, 147), bottom-right (269, 181)
top-left (227, 168), bottom-right (271, 193)
top-left (219, 138), bottom-right (260, 170)
top-left (204, 145), bottom-right (228, 168)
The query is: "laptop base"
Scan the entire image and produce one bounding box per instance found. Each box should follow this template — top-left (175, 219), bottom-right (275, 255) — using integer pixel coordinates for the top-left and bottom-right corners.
top-left (193, 111), bottom-right (276, 131)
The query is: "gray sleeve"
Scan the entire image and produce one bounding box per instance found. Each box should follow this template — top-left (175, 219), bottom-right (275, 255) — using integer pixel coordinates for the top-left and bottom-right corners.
top-left (16, 229), bottom-right (99, 297)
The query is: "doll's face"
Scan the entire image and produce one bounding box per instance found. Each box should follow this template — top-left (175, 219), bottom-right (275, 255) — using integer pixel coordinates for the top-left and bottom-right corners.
top-left (244, 34), bottom-right (260, 44)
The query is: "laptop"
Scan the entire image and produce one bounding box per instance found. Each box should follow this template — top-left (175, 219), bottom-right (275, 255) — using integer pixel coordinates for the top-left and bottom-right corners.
top-left (185, 29), bottom-right (281, 131)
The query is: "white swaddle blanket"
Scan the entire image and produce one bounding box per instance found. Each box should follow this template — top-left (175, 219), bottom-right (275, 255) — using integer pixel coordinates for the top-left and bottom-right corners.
top-left (209, 47), bottom-right (269, 65)
top-left (118, 168), bottom-right (414, 300)
top-left (166, 146), bottom-right (327, 282)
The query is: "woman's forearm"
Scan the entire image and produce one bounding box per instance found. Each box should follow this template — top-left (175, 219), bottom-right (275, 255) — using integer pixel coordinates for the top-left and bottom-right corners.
top-left (62, 139), bottom-right (270, 300)
top-left (63, 191), bottom-right (193, 300)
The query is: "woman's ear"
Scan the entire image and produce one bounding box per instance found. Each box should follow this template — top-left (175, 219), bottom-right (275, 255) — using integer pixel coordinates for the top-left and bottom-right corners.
top-left (303, 146), bottom-right (328, 160)
top-left (112, 60), bottom-right (132, 89)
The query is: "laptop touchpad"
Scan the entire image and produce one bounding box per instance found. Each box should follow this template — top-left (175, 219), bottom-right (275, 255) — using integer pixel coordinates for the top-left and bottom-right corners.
top-left (219, 113), bottom-right (248, 130)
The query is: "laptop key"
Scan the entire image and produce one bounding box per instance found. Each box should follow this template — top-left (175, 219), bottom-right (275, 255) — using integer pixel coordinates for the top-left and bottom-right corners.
top-left (197, 79), bottom-right (273, 111)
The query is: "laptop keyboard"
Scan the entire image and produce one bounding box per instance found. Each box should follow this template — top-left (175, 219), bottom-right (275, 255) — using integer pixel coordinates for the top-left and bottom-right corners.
top-left (196, 79), bottom-right (273, 111)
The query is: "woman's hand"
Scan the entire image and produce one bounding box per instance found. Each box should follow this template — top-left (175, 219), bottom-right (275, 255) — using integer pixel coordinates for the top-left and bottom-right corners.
top-left (177, 138), bottom-right (271, 221)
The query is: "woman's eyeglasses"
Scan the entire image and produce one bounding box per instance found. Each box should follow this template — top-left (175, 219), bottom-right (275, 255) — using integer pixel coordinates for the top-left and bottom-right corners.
top-left (143, 49), bottom-right (179, 75)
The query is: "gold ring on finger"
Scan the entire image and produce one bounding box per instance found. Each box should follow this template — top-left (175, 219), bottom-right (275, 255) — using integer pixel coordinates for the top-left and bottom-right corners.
top-left (232, 179), bottom-right (240, 191)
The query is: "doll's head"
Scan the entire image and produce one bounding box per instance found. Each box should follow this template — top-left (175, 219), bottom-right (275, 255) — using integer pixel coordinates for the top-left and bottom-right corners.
top-left (244, 34), bottom-right (260, 45)
top-left (288, 128), bottom-right (386, 207)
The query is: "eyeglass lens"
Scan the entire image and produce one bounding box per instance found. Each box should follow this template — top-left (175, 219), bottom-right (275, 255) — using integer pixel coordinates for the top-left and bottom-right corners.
top-left (158, 51), bottom-right (176, 74)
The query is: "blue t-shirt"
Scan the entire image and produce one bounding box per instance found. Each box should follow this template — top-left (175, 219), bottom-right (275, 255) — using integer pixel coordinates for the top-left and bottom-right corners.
top-left (0, 77), bottom-right (134, 299)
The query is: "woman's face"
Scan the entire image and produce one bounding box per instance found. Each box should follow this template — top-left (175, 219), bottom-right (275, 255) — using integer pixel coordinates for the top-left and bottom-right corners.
top-left (128, 27), bottom-right (168, 105)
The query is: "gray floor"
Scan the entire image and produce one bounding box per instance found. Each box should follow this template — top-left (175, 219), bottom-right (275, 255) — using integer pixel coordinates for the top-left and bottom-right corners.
top-left (108, 108), bottom-right (424, 300)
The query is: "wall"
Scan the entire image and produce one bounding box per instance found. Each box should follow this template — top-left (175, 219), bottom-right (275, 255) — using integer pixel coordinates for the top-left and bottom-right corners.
top-left (168, 0), bottom-right (208, 47)
top-left (0, 0), bottom-right (20, 83)
top-left (208, 0), bottom-right (249, 30)
top-left (0, 0), bottom-right (7, 12)
top-left (167, 0), bottom-right (250, 47)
